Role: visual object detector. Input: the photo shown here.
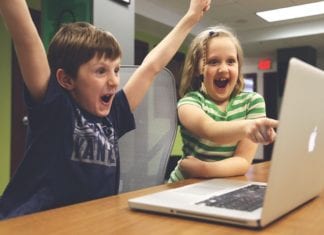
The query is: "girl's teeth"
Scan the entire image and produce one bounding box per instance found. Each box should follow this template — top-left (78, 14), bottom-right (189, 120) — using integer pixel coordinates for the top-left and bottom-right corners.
top-left (214, 79), bottom-right (228, 88)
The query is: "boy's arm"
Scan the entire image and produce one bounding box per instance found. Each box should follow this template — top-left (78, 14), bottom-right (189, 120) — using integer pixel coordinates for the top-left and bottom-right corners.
top-left (0, 0), bottom-right (50, 102)
top-left (123, 0), bottom-right (211, 112)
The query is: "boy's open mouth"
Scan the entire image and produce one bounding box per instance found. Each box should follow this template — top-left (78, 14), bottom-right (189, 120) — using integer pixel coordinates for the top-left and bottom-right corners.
top-left (101, 94), bottom-right (112, 104)
top-left (214, 79), bottom-right (229, 88)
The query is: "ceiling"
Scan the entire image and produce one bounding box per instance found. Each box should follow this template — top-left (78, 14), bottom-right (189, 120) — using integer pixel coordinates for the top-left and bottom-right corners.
top-left (135, 0), bottom-right (324, 58)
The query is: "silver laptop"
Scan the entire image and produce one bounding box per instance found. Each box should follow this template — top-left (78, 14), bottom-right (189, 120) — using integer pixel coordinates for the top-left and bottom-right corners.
top-left (128, 58), bottom-right (324, 228)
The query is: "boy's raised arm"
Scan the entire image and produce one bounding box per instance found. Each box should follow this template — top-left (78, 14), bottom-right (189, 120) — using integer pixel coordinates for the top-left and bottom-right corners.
top-left (124, 0), bottom-right (211, 112)
top-left (0, 0), bottom-right (50, 102)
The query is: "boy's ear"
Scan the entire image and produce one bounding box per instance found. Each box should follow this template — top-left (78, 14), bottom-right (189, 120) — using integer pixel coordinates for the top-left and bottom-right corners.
top-left (56, 69), bottom-right (75, 90)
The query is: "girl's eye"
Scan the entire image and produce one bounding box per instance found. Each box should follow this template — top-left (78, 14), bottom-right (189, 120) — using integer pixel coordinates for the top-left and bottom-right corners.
top-left (114, 67), bottom-right (120, 75)
top-left (207, 59), bottom-right (219, 65)
top-left (227, 59), bottom-right (237, 65)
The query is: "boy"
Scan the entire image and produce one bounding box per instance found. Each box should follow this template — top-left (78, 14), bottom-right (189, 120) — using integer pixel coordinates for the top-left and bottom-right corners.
top-left (0, 0), bottom-right (211, 219)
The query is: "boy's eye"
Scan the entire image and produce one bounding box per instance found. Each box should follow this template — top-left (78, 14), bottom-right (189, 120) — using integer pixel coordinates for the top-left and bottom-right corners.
top-left (96, 67), bottom-right (106, 75)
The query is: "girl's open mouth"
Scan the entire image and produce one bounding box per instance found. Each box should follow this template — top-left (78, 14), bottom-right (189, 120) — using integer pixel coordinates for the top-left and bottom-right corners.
top-left (214, 79), bottom-right (229, 88)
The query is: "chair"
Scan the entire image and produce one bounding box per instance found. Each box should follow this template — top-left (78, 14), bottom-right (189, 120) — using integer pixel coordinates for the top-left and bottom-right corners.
top-left (118, 66), bottom-right (178, 193)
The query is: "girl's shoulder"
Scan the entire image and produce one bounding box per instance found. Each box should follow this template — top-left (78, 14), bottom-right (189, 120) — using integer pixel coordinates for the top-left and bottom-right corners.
top-left (234, 91), bottom-right (264, 101)
top-left (178, 90), bottom-right (216, 107)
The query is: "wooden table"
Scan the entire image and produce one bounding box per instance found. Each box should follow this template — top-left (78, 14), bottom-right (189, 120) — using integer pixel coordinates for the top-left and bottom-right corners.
top-left (1, 162), bottom-right (324, 235)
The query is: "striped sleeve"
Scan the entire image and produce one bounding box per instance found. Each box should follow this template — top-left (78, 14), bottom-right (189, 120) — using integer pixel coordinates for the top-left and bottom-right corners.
top-left (246, 92), bottom-right (266, 119)
top-left (177, 91), bottom-right (204, 108)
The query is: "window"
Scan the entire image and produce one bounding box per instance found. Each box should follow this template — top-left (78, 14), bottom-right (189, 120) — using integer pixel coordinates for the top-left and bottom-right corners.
top-left (243, 73), bottom-right (257, 92)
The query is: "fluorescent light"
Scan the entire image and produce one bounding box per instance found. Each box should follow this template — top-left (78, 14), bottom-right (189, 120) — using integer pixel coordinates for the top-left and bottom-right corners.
top-left (256, 1), bottom-right (324, 22)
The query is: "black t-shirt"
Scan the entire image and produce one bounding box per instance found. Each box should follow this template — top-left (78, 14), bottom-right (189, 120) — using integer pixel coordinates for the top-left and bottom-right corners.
top-left (0, 75), bottom-right (135, 219)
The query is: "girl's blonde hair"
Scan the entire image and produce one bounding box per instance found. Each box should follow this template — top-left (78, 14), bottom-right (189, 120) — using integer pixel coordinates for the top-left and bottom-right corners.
top-left (179, 25), bottom-right (244, 98)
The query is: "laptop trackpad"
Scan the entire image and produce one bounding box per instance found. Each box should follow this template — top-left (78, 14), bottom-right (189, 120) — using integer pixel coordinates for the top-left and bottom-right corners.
top-left (173, 179), bottom-right (249, 196)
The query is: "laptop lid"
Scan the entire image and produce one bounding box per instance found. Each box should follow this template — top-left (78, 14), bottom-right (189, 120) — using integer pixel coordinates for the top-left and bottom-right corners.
top-left (128, 58), bottom-right (324, 228)
top-left (260, 57), bottom-right (324, 226)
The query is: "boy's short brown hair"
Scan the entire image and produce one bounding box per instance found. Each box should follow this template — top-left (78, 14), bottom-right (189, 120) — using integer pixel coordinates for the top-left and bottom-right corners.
top-left (48, 22), bottom-right (122, 79)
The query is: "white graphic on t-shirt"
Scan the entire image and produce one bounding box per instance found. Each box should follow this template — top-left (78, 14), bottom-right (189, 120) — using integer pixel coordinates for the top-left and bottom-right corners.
top-left (71, 109), bottom-right (117, 167)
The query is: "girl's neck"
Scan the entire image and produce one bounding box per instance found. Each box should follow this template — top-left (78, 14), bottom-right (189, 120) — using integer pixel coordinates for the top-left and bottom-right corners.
top-left (215, 100), bottom-right (228, 112)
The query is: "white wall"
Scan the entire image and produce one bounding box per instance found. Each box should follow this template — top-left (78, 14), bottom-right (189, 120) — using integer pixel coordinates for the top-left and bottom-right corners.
top-left (243, 56), bottom-right (277, 96)
top-left (244, 53), bottom-right (324, 97)
top-left (243, 57), bottom-right (273, 160)
top-left (243, 57), bottom-right (278, 161)
top-left (243, 53), bottom-right (323, 161)
top-left (93, 0), bottom-right (135, 65)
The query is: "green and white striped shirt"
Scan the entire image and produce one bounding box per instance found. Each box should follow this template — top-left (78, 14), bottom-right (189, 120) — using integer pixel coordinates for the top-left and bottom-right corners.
top-left (169, 91), bottom-right (266, 182)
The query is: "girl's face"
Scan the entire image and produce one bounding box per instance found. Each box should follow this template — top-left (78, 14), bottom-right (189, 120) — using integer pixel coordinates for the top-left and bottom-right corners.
top-left (202, 37), bottom-right (239, 106)
top-left (69, 55), bottom-right (121, 117)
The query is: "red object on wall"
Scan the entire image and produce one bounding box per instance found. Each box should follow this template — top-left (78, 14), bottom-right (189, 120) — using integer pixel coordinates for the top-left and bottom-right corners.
top-left (258, 58), bottom-right (272, 70)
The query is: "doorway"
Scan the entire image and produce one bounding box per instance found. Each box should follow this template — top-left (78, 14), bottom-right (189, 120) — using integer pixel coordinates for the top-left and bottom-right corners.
top-left (10, 9), bottom-right (41, 176)
top-left (263, 71), bottom-right (279, 161)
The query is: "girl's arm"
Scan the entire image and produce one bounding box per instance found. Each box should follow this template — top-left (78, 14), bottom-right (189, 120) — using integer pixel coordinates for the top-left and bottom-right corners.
top-left (178, 104), bottom-right (278, 145)
top-left (123, 0), bottom-right (211, 112)
top-left (179, 138), bottom-right (257, 178)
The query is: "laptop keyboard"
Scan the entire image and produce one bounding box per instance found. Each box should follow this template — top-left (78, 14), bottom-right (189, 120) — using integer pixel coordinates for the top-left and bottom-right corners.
top-left (195, 184), bottom-right (267, 212)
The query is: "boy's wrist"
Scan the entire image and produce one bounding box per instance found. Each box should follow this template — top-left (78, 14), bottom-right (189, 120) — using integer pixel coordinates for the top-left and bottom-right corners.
top-left (184, 11), bottom-right (202, 25)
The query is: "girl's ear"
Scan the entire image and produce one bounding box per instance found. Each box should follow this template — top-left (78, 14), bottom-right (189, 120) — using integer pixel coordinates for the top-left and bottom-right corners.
top-left (56, 68), bottom-right (75, 90)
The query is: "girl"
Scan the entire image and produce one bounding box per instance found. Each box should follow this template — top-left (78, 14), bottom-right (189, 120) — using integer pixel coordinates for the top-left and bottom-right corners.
top-left (169, 26), bottom-right (278, 182)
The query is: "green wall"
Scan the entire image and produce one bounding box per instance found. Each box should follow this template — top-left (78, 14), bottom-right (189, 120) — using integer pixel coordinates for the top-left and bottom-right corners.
top-left (0, 0), bottom-right (41, 194)
top-left (0, 16), bottom-right (12, 195)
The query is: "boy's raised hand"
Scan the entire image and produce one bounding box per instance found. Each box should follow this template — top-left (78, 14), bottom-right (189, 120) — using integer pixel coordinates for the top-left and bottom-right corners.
top-left (0, 0), bottom-right (50, 102)
top-left (188, 0), bottom-right (211, 21)
top-left (124, 0), bottom-right (211, 113)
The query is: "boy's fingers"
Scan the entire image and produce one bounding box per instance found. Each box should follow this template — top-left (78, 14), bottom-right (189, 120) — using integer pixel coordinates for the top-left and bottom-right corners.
top-left (203, 0), bottom-right (211, 11)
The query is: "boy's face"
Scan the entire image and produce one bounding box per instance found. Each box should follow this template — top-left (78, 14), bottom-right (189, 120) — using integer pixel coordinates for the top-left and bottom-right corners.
top-left (69, 55), bottom-right (121, 117)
